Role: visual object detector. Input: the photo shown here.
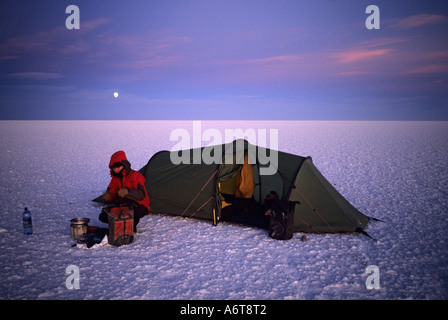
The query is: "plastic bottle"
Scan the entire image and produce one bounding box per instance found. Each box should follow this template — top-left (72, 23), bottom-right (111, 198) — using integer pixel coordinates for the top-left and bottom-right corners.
top-left (22, 207), bottom-right (33, 235)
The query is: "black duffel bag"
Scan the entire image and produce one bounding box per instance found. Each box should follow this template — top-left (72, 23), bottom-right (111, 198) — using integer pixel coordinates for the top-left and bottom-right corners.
top-left (265, 193), bottom-right (295, 240)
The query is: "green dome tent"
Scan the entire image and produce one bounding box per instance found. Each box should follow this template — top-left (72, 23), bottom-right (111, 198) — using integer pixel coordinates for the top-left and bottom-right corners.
top-left (137, 140), bottom-right (370, 234)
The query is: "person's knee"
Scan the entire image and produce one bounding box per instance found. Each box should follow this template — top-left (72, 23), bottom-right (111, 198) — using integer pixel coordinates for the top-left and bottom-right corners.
top-left (99, 209), bottom-right (108, 223)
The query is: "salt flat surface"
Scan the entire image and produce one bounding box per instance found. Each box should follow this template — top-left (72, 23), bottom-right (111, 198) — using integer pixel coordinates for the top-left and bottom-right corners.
top-left (0, 120), bottom-right (447, 300)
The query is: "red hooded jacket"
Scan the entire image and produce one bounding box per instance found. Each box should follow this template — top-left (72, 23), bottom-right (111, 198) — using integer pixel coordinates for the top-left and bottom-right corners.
top-left (106, 151), bottom-right (150, 211)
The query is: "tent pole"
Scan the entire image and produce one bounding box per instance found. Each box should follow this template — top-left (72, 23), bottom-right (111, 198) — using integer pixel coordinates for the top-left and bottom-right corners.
top-left (178, 169), bottom-right (218, 219)
top-left (156, 169), bottom-right (219, 248)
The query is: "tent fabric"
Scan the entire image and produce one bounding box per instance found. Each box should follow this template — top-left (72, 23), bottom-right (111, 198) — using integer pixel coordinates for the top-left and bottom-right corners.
top-left (288, 158), bottom-right (369, 233)
top-left (139, 150), bottom-right (218, 220)
top-left (136, 139), bottom-right (370, 234)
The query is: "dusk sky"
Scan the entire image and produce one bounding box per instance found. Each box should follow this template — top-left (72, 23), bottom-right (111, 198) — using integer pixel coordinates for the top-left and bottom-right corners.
top-left (1, 0), bottom-right (447, 120)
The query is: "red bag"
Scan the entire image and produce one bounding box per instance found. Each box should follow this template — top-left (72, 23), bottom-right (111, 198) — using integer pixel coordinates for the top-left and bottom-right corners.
top-left (106, 206), bottom-right (134, 246)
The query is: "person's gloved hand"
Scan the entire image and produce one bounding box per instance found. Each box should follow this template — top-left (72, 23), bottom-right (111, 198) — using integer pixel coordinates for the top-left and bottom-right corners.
top-left (102, 191), bottom-right (112, 202)
top-left (118, 188), bottom-right (129, 198)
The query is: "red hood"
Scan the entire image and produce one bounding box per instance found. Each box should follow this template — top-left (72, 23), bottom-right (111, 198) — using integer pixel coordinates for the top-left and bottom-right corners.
top-left (109, 150), bottom-right (130, 168)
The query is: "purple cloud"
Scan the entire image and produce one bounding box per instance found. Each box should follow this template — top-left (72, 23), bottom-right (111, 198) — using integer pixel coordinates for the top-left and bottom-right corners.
top-left (393, 14), bottom-right (448, 29)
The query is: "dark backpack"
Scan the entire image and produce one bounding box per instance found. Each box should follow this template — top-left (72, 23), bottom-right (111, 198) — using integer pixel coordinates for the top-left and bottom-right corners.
top-left (265, 193), bottom-right (295, 240)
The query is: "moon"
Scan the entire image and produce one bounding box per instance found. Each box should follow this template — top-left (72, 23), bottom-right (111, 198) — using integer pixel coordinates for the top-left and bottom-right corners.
top-left (113, 92), bottom-right (119, 98)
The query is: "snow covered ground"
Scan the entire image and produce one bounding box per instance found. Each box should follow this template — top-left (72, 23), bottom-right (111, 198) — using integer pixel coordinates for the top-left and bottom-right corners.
top-left (0, 120), bottom-right (447, 300)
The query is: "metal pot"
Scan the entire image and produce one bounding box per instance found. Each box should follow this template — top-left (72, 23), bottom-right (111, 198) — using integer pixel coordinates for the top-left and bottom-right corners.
top-left (70, 217), bottom-right (90, 240)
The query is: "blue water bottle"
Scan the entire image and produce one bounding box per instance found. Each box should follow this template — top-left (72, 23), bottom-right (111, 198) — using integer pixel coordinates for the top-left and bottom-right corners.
top-left (22, 207), bottom-right (33, 235)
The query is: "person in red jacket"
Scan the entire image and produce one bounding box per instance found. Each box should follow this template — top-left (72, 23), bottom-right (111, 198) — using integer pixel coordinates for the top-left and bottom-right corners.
top-left (99, 151), bottom-right (150, 230)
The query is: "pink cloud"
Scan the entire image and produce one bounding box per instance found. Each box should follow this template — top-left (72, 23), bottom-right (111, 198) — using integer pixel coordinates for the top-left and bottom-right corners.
top-left (335, 71), bottom-right (369, 77)
top-left (0, 18), bottom-right (109, 55)
top-left (420, 50), bottom-right (448, 60)
top-left (404, 64), bottom-right (448, 74)
top-left (8, 72), bottom-right (64, 80)
top-left (332, 49), bottom-right (391, 64)
top-left (129, 55), bottom-right (183, 68)
top-left (393, 14), bottom-right (448, 29)
top-left (325, 38), bottom-right (412, 77)
top-left (207, 54), bottom-right (301, 66)
top-left (0, 55), bottom-right (19, 61)
top-left (79, 18), bottom-right (109, 33)
top-left (357, 37), bottom-right (409, 49)
top-left (247, 55), bottom-right (301, 64)
top-left (105, 33), bottom-right (193, 70)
